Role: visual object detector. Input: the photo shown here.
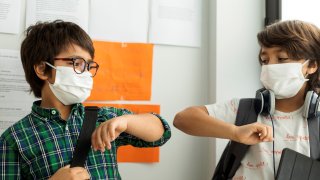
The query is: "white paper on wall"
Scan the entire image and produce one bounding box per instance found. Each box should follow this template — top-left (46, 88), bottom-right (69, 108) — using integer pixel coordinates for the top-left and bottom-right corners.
top-left (25, 0), bottom-right (89, 32)
top-left (0, 49), bottom-right (36, 135)
top-left (89, 0), bottom-right (149, 43)
top-left (148, 0), bottom-right (202, 47)
top-left (0, 0), bottom-right (21, 34)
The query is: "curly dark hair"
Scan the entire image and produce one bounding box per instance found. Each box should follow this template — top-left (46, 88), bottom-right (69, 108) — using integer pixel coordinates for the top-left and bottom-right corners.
top-left (20, 20), bottom-right (94, 98)
top-left (257, 20), bottom-right (320, 93)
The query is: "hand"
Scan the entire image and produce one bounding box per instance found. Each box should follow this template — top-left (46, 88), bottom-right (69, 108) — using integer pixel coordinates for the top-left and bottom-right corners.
top-left (49, 165), bottom-right (90, 180)
top-left (91, 116), bottom-right (128, 152)
top-left (232, 122), bottom-right (273, 145)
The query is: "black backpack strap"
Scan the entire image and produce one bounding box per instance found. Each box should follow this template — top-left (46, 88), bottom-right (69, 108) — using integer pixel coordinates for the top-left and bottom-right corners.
top-left (212, 142), bottom-right (231, 180)
top-left (223, 98), bottom-right (259, 178)
top-left (70, 106), bottom-right (99, 167)
top-left (308, 116), bottom-right (320, 160)
top-left (212, 98), bottom-right (259, 180)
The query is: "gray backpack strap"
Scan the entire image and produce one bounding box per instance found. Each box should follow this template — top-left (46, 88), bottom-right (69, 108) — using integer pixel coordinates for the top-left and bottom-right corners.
top-left (308, 116), bottom-right (320, 160)
top-left (212, 98), bottom-right (259, 180)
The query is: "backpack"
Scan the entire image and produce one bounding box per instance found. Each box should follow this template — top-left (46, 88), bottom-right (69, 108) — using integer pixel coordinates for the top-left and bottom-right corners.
top-left (212, 98), bottom-right (320, 180)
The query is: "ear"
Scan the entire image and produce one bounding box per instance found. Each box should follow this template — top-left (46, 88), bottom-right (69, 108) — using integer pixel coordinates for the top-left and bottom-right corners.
top-left (307, 60), bottom-right (318, 75)
top-left (34, 62), bottom-right (49, 80)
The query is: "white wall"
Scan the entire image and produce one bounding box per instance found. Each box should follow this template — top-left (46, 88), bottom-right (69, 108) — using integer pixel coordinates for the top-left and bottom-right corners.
top-left (208, 0), bottom-right (265, 172)
top-left (0, 0), bottom-right (267, 179)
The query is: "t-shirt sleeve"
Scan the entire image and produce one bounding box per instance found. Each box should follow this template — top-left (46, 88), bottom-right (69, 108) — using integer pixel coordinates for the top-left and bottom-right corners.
top-left (204, 98), bottom-right (240, 124)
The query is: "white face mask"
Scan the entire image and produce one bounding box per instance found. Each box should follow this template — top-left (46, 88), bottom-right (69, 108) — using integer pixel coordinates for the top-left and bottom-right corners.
top-left (46, 63), bottom-right (93, 105)
top-left (260, 61), bottom-right (309, 99)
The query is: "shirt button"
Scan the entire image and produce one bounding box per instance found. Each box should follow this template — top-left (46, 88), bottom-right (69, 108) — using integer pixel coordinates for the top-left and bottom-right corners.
top-left (51, 110), bottom-right (56, 115)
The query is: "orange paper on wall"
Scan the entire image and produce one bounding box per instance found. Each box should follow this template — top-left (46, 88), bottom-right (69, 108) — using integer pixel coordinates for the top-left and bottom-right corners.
top-left (84, 103), bottom-right (160, 163)
top-left (88, 41), bottom-right (153, 101)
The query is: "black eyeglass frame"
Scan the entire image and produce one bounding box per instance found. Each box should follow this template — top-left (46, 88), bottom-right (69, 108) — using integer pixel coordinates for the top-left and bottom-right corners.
top-left (53, 57), bottom-right (100, 77)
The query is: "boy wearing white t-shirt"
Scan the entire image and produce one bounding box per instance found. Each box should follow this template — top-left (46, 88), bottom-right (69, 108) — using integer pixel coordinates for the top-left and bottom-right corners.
top-left (174, 20), bottom-right (320, 180)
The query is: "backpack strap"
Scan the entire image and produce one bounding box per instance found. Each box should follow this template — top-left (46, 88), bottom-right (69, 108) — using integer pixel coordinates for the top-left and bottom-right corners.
top-left (70, 106), bottom-right (99, 167)
top-left (223, 98), bottom-right (260, 178)
top-left (308, 115), bottom-right (320, 160)
top-left (212, 98), bottom-right (259, 180)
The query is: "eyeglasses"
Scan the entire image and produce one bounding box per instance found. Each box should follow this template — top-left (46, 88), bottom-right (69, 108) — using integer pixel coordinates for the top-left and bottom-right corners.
top-left (53, 57), bottom-right (99, 77)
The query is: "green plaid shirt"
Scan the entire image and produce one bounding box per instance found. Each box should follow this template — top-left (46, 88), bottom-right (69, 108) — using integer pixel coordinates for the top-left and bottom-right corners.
top-left (0, 101), bottom-right (171, 180)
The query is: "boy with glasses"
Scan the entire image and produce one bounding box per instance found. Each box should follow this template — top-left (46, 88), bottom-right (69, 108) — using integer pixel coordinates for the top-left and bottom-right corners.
top-left (0, 20), bottom-right (171, 179)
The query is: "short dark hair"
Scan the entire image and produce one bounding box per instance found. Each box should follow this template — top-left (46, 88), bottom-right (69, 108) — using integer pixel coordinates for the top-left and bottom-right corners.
top-left (257, 20), bottom-right (320, 93)
top-left (20, 20), bottom-right (94, 98)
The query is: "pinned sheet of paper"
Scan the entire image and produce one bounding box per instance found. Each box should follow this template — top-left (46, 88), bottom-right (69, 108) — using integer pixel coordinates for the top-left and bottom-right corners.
top-left (84, 103), bottom-right (161, 163)
top-left (149, 0), bottom-right (202, 47)
top-left (0, 49), bottom-right (37, 134)
top-left (25, 0), bottom-right (89, 32)
top-left (0, 0), bottom-right (21, 34)
top-left (88, 41), bottom-right (153, 101)
top-left (89, 0), bottom-right (149, 43)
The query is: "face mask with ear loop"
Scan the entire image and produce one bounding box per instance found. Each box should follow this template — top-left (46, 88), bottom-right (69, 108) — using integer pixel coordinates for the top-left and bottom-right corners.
top-left (45, 62), bottom-right (93, 105)
top-left (260, 60), bottom-right (310, 99)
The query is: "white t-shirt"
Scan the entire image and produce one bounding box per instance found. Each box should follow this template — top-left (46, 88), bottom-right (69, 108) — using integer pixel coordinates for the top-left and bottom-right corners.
top-left (205, 98), bottom-right (310, 180)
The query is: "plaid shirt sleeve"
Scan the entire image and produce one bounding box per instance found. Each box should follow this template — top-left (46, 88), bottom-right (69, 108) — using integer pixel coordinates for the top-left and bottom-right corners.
top-left (116, 112), bottom-right (171, 147)
top-left (99, 107), bottom-right (171, 148)
top-left (0, 135), bottom-right (20, 179)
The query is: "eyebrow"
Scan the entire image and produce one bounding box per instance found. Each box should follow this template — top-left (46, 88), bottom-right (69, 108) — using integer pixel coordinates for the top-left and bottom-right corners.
top-left (69, 55), bottom-right (94, 62)
top-left (260, 48), bottom-right (286, 57)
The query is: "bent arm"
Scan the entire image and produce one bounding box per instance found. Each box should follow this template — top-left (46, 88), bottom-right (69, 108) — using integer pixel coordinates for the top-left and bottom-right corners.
top-left (173, 106), bottom-right (237, 140)
top-left (123, 113), bottom-right (165, 142)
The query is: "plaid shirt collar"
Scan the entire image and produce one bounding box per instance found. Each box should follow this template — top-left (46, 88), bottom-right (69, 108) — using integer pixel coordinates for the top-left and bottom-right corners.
top-left (31, 100), bottom-right (85, 122)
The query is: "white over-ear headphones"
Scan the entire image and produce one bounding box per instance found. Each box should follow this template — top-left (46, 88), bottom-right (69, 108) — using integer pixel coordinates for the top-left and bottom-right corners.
top-left (255, 88), bottom-right (320, 119)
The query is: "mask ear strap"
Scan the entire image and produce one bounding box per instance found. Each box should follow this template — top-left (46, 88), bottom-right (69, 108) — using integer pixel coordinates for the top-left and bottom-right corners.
top-left (303, 60), bottom-right (311, 79)
top-left (305, 59), bottom-right (319, 77)
top-left (45, 62), bottom-right (57, 69)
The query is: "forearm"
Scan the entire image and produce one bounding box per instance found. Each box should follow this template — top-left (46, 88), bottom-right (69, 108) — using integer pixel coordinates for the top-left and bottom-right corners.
top-left (122, 114), bottom-right (165, 142)
top-left (173, 106), bottom-right (236, 140)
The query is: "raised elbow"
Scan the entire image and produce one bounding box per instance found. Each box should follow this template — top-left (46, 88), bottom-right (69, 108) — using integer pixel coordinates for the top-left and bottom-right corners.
top-left (173, 107), bottom-right (195, 129)
top-left (173, 111), bottom-right (184, 129)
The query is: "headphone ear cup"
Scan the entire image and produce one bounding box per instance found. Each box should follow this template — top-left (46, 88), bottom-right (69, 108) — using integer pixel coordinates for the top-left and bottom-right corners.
top-left (304, 91), bottom-right (319, 119)
top-left (256, 88), bottom-right (275, 116)
top-left (255, 90), bottom-right (264, 114)
top-left (268, 91), bottom-right (275, 115)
